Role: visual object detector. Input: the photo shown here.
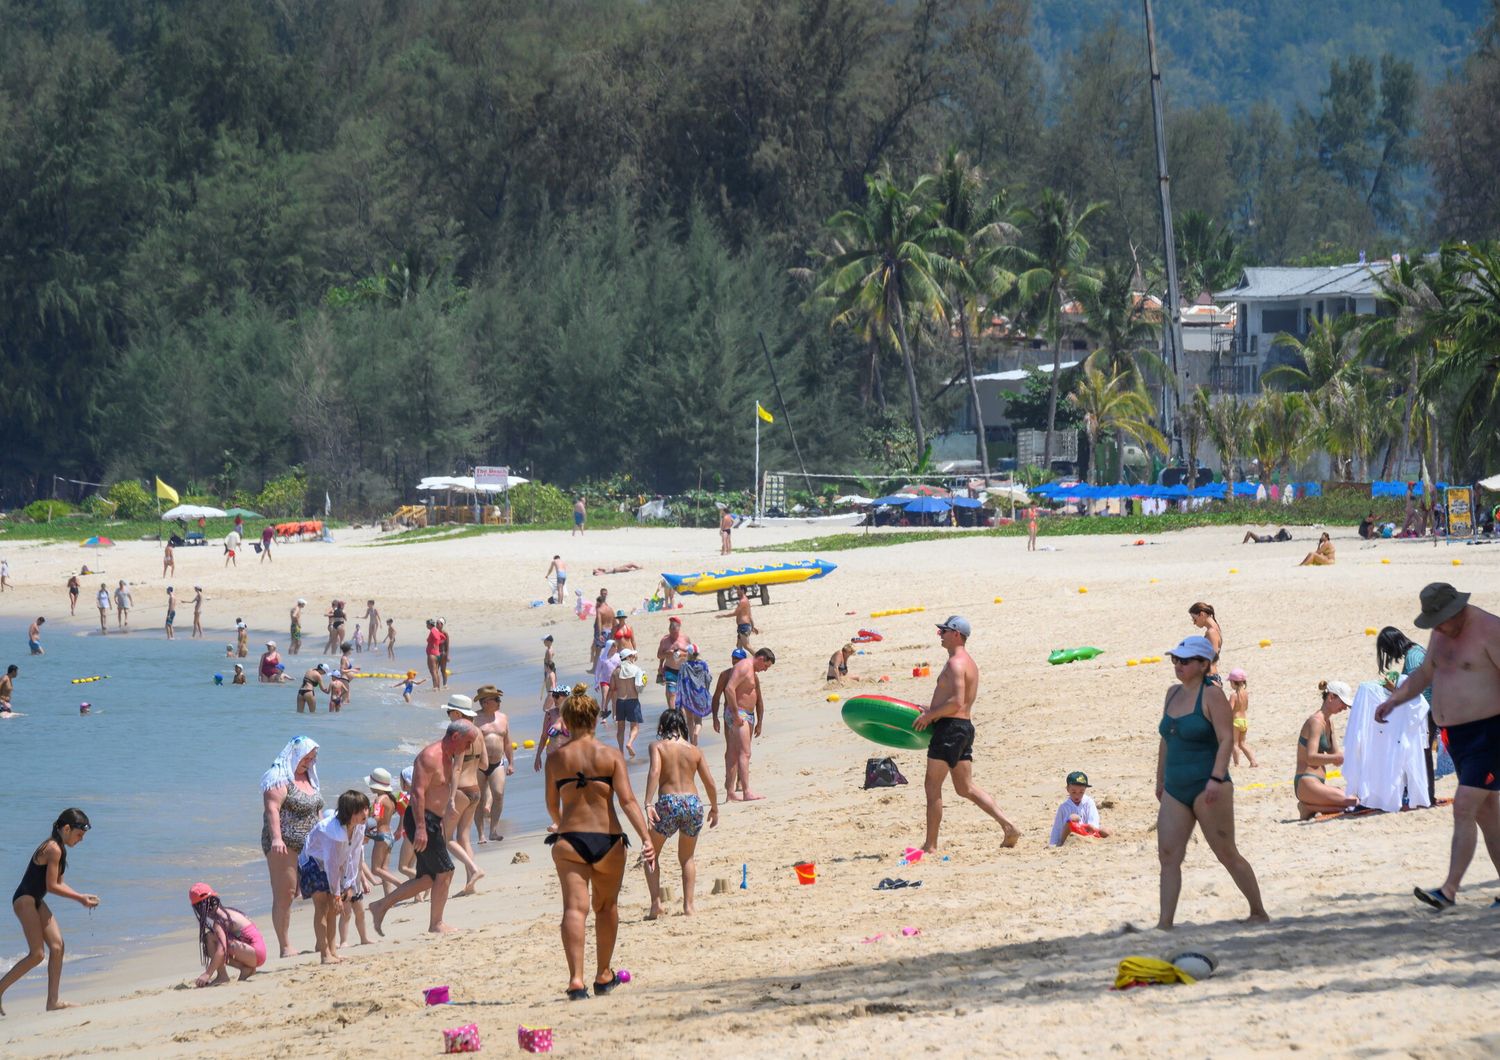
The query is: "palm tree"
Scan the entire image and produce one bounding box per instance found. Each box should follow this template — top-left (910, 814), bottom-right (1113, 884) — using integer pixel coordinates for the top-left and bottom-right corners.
top-left (1262, 315), bottom-right (1364, 394)
top-left (1068, 367), bottom-right (1166, 483)
top-left (1195, 389), bottom-right (1251, 493)
top-left (822, 173), bottom-right (962, 460)
top-left (1175, 209), bottom-right (1244, 301)
top-left (1423, 242), bottom-right (1500, 477)
top-left (1013, 190), bottom-right (1105, 469)
top-left (1180, 387), bottom-right (1208, 486)
top-left (1363, 255), bottom-right (1447, 478)
top-left (1080, 260), bottom-right (1162, 481)
top-left (934, 150), bottom-right (1022, 474)
top-left (1250, 390), bottom-right (1312, 487)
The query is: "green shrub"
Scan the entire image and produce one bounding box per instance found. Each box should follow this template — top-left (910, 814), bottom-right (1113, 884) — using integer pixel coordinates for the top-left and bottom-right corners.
top-left (82, 494), bottom-right (117, 517)
top-left (106, 480), bottom-right (154, 520)
top-left (256, 468), bottom-right (308, 517)
top-left (508, 482), bottom-right (571, 524)
top-left (22, 499), bottom-right (75, 521)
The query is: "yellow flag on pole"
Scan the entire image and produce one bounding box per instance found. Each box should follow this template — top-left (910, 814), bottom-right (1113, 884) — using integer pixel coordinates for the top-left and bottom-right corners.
top-left (756, 401), bottom-right (774, 424)
top-left (155, 477), bottom-right (179, 503)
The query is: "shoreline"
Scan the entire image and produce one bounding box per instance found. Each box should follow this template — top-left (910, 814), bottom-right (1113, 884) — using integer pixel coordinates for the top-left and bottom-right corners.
top-left (2, 523), bottom-right (1499, 1055)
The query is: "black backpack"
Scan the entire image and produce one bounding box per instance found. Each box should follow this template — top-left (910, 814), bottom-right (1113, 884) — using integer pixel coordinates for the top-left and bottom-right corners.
top-left (864, 757), bottom-right (907, 789)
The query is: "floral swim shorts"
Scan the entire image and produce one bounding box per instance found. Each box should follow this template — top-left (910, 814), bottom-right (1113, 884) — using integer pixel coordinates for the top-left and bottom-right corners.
top-left (651, 793), bottom-right (705, 839)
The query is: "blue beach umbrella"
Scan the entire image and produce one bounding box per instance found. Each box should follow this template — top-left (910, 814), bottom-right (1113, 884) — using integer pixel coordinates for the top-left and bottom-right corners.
top-left (902, 496), bottom-right (953, 514)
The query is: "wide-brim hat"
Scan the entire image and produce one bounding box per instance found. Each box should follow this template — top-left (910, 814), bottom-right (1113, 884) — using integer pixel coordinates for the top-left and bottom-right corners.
top-left (445, 694), bottom-right (477, 718)
top-left (365, 767), bottom-right (393, 792)
top-left (1414, 582), bottom-right (1470, 629)
top-left (473, 683), bottom-right (503, 702)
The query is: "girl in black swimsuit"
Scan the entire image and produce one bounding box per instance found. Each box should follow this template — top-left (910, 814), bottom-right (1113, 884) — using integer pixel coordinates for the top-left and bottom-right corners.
top-left (0, 808), bottom-right (99, 1014)
top-left (544, 684), bottom-right (655, 1001)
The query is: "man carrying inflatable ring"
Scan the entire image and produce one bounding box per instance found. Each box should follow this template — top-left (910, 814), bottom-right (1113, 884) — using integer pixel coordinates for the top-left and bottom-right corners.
top-left (911, 616), bottom-right (1021, 854)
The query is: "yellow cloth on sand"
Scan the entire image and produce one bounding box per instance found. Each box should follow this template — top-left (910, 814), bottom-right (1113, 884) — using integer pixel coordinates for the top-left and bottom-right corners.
top-left (1114, 956), bottom-right (1196, 989)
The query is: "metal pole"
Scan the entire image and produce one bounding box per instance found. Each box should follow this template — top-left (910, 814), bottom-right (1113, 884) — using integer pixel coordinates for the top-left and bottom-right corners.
top-left (757, 332), bottom-right (815, 497)
top-left (754, 405), bottom-right (761, 522)
top-left (1143, 0), bottom-right (1188, 463)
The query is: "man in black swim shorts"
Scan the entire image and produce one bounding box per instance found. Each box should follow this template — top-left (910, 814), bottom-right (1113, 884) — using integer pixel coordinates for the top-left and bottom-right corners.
top-left (912, 616), bottom-right (1021, 854)
top-left (368, 720), bottom-right (477, 935)
top-left (1378, 583), bottom-right (1500, 910)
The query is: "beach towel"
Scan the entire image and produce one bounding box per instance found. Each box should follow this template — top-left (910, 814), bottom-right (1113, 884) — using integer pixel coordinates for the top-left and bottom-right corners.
top-left (679, 659), bottom-right (712, 717)
top-left (1344, 679), bottom-right (1430, 813)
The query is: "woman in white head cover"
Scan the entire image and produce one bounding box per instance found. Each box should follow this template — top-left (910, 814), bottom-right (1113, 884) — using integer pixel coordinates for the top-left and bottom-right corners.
top-left (260, 736), bottom-right (324, 957)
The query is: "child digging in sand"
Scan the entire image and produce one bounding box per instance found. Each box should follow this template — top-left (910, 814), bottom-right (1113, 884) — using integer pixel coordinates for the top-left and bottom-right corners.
top-left (297, 791), bottom-right (370, 964)
top-left (1048, 772), bottom-right (1111, 845)
top-left (188, 883), bottom-right (266, 986)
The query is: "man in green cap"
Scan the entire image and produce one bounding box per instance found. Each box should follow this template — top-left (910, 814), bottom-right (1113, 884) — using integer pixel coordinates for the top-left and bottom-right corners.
top-left (1377, 582), bottom-right (1500, 910)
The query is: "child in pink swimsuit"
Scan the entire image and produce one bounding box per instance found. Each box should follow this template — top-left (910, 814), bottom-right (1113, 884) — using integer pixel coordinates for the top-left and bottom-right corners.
top-left (189, 883), bottom-right (267, 986)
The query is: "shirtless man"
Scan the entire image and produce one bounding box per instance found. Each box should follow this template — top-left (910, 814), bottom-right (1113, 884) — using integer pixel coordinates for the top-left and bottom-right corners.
top-left (656, 617), bottom-right (691, 710)
top-left (610, 648), bottom-right (647, 758)
top-left (541, 635), bottom-right (555, 696)
top-left (297, 663), bottom-right (328, 712)
top-left (722, 648), bottom-right (774, 801)
top-left (0, 664), bottom-right (16, 713)
top-left (1377, 583), bottom-right (1500, 910)
top-left (289, 599), bottom-right (305, 655)
top-left (719, 510), bottom-right (733, 555)
top-left (371, 720), bottom-right (478, 935)
top-left (572, 497), bottom-right (586, 536)
top-left (165, 586), bottom-right (179, 640)
top-left (592, 590), bottom-right (615, 668)
top-left (912, 616), bottom-right (1020, 853)
top-left (718, 587), bottom-right (758, 650)
top-left (545, 556), bottom-right (567, 603)
top-left (27, 617), bottom-right (44, 656)
top-left (711, 650), bottom-right (749, 794)
top-left (473, 685), bottom-right (514, 842)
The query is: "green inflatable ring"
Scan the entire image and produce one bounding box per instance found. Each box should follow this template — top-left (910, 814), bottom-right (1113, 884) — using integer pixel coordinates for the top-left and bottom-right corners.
top-left (840, 695), bottom-right (931, 750)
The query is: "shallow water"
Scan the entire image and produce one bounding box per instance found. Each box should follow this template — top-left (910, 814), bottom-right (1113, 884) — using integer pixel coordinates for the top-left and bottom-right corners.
top-left (0, 618), bottom-right (557, 995)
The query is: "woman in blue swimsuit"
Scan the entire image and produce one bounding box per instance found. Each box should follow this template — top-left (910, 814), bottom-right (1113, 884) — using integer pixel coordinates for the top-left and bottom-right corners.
top-left (1155, 635), bottom-right (1268, 930)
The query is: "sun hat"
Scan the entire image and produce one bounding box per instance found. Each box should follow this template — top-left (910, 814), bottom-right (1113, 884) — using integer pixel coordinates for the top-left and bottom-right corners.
top-left (234, 663), bottom-right (244, 671)
top-left (445, 694), bottom-right (477, 718)
top-left (297, 598), bottom-right (306, 605)
top-left (1066, 771), bottom-right (1091, 787)
top-left (543, 635), bottom-right (554, 642)
top-left (194, 584), bottom-right (202, 591)
top-left (936, 615), bottom-right (972, 638)
top-left (620, 647), bottom-right (638, 657)
top-left (400, 766), bottom-right (414, 785)
top-left (1165, 635), bottom-right (1216, 661)
top-left (266, 640), bottom-right (276, 649)
top-left (669, 615), bottom-right (681, 624)
top-left (1227, 668), bottom-right (1247, 683)
top-left (365, 767), bottom-right (393, 792)
top-left (188, 883), bottom-right (218, 906)
top-left (473, 683), bottom-right (503, 702)
top-left (315, 662), bottom-right (328, 672)
top-left (1323, 680), bottom-right (1354, 706)
top-left (1414, 582), bottom-right (1470, 630)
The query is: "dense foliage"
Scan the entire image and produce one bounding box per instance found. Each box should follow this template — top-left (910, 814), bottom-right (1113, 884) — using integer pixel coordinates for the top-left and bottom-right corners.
top-left (1, 0), bottom-right (1495, 511)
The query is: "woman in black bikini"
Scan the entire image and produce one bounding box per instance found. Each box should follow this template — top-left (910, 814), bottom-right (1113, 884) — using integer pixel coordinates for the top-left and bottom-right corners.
top-left (0, 808), bottom-right (99, 1014)
top-left (1293, 681), bottom-right (1358, 820)
top-left (544, 683), bottom-right (654, 1000)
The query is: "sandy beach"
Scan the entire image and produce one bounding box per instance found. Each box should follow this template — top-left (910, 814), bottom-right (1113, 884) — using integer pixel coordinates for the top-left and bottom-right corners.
top-left (2, 520), bottom-right (1499, 1057)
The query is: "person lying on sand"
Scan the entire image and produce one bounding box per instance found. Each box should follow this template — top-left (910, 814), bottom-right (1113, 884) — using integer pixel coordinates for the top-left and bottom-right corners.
top-left (592, 564), bottom-right (642, 575)
top-left (1242, 528), bottom-right (1292, 543)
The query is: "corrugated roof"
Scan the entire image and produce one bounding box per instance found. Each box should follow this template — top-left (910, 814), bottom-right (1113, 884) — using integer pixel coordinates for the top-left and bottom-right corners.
top-left (1216, 263), bottom-right (1390, 301)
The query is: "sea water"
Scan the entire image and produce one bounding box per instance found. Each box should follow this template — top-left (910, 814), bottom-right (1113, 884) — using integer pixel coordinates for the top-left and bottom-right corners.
top-left (0, 618), bottom-right (565, 996)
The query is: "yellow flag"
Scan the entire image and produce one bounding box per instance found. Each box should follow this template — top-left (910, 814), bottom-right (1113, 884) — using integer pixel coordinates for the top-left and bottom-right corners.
top-left (155, 477), bottom-right (179, 503)
top-left (756, 401), bottom-right (774, 423)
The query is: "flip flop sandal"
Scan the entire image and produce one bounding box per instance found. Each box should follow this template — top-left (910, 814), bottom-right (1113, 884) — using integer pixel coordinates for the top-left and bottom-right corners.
top-left (1414, 886), bottom-right (1455, 911)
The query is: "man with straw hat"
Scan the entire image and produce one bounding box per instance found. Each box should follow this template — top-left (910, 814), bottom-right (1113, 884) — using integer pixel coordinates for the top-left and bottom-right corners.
top-left (1377, 583), bottom-right (1500, 910)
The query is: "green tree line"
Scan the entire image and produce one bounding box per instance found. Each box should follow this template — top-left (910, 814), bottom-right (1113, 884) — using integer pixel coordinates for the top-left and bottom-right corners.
top-left (0, 0), bottom-right (1495, 510)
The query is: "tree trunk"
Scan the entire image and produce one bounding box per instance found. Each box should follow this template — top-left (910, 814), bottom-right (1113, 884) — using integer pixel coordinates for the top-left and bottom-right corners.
top-left (958, 313), bottom-right (990, 474)
top-left (892, 297), bottom-right (926, 462)
top-left (1114, 426), bottom-right (1127, 484)
top-left (1042, 323), bottom-right (1064, 470)
top-left (1394, 352), bottom-right (1420, 481)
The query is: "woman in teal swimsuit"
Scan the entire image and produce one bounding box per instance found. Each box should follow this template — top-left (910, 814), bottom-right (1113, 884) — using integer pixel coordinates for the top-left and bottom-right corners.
top-left (1293, 680), bottom-right (1358, 819)
top-left (1155, 635), bottom-right (1268, 930)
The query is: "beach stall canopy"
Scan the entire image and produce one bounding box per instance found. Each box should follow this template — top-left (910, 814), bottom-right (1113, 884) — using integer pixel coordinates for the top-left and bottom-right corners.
top-left (902, 496), bottom-right (953, 514)
top-left (832, 494), bottom-right (875, 506)
top-left (872, 494), bottom-right (915, 506)
top-left (223, 507), bottom-right (263, 519)
top-left (950, 496), bottom-right (985, 509)
top-left (1480, 474), bottom-right (1500, 491)
top-left (81, 536), bottom-right (115, 548)
top-left (415, 475), bottom-right (530, 493)
top-left (161, 504), bottom-right (227, 520)
top-left (896, 483), bottom-right (951, 497)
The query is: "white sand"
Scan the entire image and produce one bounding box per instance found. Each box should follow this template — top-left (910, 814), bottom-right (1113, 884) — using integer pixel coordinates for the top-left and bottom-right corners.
top-left (1, 521), bottom-right (1499, 1057)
